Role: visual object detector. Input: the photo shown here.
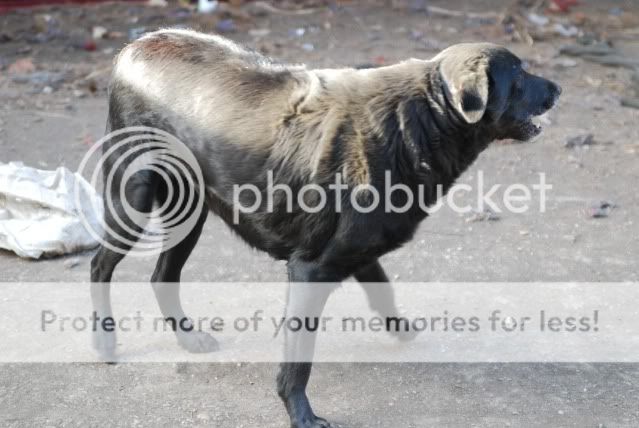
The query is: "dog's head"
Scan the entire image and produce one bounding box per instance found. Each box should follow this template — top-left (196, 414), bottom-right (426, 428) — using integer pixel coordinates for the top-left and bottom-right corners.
top-left (434, 43), bottom-right (561, 141)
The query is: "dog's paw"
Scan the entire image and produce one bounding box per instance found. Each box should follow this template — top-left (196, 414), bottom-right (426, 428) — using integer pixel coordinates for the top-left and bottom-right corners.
top-left (92, 330), bottom-right (117, 361)
top-left (392, 328), bottom-right (420, 342)
top-left (292, 415), bottom-right (336, 428)
top-left (177, 330), bottom-right (219, 353)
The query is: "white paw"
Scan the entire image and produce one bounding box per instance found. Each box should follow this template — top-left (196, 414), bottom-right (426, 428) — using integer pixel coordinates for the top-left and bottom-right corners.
top-left (176, 330), bottom-right (219, 353)
top-left (92, 329), bottom-right (117, 361)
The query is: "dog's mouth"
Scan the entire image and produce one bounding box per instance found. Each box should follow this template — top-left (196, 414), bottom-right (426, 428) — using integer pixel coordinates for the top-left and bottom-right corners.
top-left (523, 115), bottom-right (543, 138)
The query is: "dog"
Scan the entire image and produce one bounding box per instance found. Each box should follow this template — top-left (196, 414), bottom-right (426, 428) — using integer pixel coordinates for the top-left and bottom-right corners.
top-left (90, 29), bottom-right (561, 428)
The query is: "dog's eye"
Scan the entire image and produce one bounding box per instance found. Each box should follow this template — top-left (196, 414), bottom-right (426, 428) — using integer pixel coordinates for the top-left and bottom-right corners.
top-left (511, 72), bottom-right (524, 95)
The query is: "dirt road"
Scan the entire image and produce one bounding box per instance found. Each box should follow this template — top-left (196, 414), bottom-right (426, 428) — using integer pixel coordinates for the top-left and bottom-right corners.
top-left (1, 0), bottom-right (638, 426)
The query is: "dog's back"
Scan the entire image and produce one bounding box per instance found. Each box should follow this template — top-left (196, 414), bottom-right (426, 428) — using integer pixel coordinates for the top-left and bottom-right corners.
top-left (109, 29), bottom-right (304, 153)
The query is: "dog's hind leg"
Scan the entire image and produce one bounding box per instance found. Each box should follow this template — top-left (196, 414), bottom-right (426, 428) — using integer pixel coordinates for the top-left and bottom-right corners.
top-left (90, 169), bottom-right (159, 360)
top-left (354, 260), bottom-right (418, 341)
top-left (150, 183), bottom-right (218, 353)
top-left (277, 260), bottom-right (340, 428)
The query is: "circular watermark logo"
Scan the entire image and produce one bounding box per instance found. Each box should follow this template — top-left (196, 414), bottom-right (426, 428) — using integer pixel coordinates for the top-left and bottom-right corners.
top-left (75, 126), bottom-right (205, 257)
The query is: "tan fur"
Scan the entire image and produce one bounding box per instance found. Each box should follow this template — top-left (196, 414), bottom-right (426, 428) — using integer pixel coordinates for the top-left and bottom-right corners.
top-left (112, 29), bottom-right (438, 186)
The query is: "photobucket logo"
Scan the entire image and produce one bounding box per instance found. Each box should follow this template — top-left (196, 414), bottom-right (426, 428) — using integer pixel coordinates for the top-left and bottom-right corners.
top-left (233, 171), bottom-right (552, 223)
top-left (75, 126), bottom-right (205, 257)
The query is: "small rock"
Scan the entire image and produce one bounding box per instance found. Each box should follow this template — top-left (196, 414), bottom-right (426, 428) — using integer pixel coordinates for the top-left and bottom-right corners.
top-left (128, 27), bottom-right (147, 41)
top-left (7, 58), bottom-right (35, 75)
top-left (216, 19), bottom-right (236, 33)
top-left (84, 39), bottom-right (98, 51)
top-left (92, 26), bottom-right (108, 40)
top-left (564, 134), bottom-right (595, 148)
top-left (408, 0), bottom-right (428, 12)
top-left (465, 208), bottom-right (500, 223)
top-left (63, 258), bottom-right (81, 269)
top-left (528, 13), bottom-right (549, 27)
top-left (197, 0), bottom-right (218, 14)
top-left (589, 202), bottom-right (615, 219)
top-left (554, 23), bottom-right (579, 37)
top-left (301, 43), bottom-right (314, 52)
top-left (288, 28), bottom-right (306, 38)
top-left (551, 58), bottom-right (578, 69)
top-left (248, 28), bottom-right (271, 38)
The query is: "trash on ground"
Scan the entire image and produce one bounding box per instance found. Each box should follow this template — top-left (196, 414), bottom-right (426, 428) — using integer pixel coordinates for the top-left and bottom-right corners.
top-left (620, 70), bottom-right (639, 110)
top-left (92, 26), bottom-right (108, 40)
top-left (564, 133), bottom-right (595, 148)
top-left (548, 0), bottom-right (579, 14)
top-left (128, 27), bottom-right (148, 41)
top-left (7, 58), bottom-right (35, 75)
top-left (248, 28), bottom-right (271, 38)
top-left (550, 57), bottom-right (578, 68)
top-left (198, 0), bottom-right (218, 14)
top-left (465, 209), bottom-right (500, 223)
top-left (216, 19), bottom-right (236, 33)
top-left (560, 43), bottom-right (639, 69)
top-left (63, 257), bottom-right (81, 269)
top-left (553, 23), bottom-right (579, 37)
top-left (620, 97), bottom-right (639, 109)
top-left (0, 162), bottom-right (103, 259)
top-left (11, 70), bottom-right (68, 90)
top-left (589, 201), bottom-right (615, 219)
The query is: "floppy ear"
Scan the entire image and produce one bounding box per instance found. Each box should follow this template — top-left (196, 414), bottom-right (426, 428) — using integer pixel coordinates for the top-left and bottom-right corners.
top-left (439, 56), bottom-right (489, 124)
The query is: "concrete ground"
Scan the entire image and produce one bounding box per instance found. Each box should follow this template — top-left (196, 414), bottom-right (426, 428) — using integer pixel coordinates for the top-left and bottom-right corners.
top-left (1, 0), bottom-right (639, 426)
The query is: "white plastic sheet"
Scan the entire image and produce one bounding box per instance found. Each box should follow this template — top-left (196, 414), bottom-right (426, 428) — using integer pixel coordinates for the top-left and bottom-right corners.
top-left (0, 162), bottom-right (103, 258)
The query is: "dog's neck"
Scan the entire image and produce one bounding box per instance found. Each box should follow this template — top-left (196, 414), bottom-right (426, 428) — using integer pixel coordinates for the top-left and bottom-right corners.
top-left (364, 61), bottom-right (495, 204)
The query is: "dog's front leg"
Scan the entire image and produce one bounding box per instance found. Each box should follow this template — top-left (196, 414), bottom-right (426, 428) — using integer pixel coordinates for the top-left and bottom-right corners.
top-left (355, 260), bottom-right (418, 342)
top-left (277, 260), bottom-right (340, 428)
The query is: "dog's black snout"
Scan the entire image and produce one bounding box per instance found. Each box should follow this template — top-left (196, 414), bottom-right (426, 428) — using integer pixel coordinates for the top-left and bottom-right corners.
top-left (549, 82), bottom-right (562, 100)
top-left (540, 81), bottom-right (561, 111)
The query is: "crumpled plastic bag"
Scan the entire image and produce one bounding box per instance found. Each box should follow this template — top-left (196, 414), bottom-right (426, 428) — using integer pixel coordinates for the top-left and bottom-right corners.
top-left (0, 162), bottom-right (103, 259)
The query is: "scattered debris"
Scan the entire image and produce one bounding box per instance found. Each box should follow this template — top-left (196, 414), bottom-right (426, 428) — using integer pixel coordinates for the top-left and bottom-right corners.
top-left (620, 70), bottom-right (639, 110)
top-left (620, 97), bottom-right (639, 109)
top-left (82, 39), bottom-right (97, 52)
top-left (560, 43), bottom-right (639, 69)
top-left (564, 133), bottom-right (595, 148)
top-left (128, 27), bottom-right (147, 41)
top-left (7, 58), bottom-right (35, 75)
top-left (550, 57), bottom-right (578, 68)
top-left (528, 13), bottom-right (549, 27)
top-left (11, 71), bottom-right (68, 90)
top-left (242, 1), bottom-right (322, 16)
top-left (426, 5), bottom-right (501, 21)
top-left (248, 28), bottom-right (271, 38)
top-left (63, 257), bottom-right (81, 269)
top-left (198, 0), bottom-right (218, 14)
top-left (216, 18), bottom-right (236, 33)
top-left (465, 209), bottom-right (500, 223)
top-left (0, 163), bottom-right (102, 259)
top-left (548, 0), bottom-right (579, 14)
top-left (589, 201), bottom-right (616, 219)
top-left (553, 23), bottom-right (579, 37)
top-left (92, 26), bottom-right (108, 40)
top-left (289, 27), bottom-right (306, 38)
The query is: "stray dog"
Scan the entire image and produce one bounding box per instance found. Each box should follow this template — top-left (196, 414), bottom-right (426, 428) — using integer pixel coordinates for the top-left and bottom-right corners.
top-left (91, 29), bottom-right (561, 428)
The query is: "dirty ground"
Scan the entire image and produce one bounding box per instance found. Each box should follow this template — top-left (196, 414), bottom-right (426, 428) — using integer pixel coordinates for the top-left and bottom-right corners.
top-left (1, 0), bottom-right (639, 426)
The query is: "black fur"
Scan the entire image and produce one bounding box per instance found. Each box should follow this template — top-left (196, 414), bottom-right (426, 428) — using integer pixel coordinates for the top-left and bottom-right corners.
top-left (91, 35), bottom-right (561, 428)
